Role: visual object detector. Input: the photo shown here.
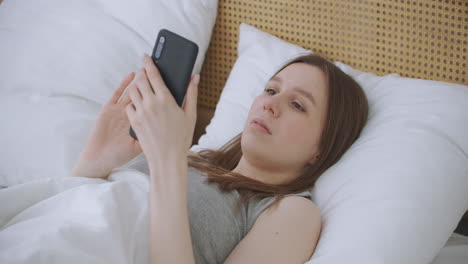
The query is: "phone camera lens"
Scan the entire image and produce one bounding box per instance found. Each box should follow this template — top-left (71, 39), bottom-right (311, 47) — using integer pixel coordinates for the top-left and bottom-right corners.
top-left (155, 43), bottom-right (163, 59)
top-left (159, 36), bottom-right (165, 43)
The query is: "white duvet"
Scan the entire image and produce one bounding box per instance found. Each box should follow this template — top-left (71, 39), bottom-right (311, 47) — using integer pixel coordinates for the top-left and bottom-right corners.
top-left (0, 169), bottom-right (151, 264)
top-left (1, 168), bottom-right (468, 264)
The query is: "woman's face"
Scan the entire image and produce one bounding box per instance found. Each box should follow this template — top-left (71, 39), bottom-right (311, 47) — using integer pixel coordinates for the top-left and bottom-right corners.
top-left (241, 63), bottom-right (328, 172)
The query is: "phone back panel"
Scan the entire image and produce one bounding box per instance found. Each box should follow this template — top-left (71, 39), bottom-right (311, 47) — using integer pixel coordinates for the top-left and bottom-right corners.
top-left (152, 29), bottom-right (198, 106)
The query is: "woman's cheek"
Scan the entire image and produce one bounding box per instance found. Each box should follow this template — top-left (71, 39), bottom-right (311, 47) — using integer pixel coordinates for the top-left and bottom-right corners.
top-left (283, 118), bottom-right (318, 147)
top-left (248, 97), bottom-right (264, 113)
top-left (285, 118), bottom-right (304, 136)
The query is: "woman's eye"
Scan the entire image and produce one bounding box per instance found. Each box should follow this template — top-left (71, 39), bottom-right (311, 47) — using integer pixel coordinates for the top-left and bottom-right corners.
top-left (292, 102), bottom-right (305, 112)
top-left (264, 88), bottom-right (305, 112)
top-left (265, 88), bottom-right (276, 95)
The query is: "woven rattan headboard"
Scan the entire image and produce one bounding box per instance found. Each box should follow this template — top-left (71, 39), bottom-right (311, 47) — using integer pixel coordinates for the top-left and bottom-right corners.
top-left (194, 0), bottom-right (467, 142)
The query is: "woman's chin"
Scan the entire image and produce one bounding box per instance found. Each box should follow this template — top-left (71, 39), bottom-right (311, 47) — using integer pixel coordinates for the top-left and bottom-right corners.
top-left (241, 134), bottom-right (273, 159)
top-left (242, 130), bottom-right (269, 148)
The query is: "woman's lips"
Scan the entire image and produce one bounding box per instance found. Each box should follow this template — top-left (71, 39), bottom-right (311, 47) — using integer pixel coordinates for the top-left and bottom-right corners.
top-left (251, 118), bottom-right (272, 135)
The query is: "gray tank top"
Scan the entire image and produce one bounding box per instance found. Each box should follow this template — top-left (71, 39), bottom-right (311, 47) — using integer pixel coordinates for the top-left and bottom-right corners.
top-left (123, 155), bottom-right (313, 264)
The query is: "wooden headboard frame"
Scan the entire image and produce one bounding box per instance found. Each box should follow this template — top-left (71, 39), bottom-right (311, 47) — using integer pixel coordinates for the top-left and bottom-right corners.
top-left (193, 0), bottom-right (467, 220)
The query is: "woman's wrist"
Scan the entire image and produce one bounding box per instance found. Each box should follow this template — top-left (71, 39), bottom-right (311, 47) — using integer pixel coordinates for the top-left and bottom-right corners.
top-left (149, 155), bottom-right (188, 191)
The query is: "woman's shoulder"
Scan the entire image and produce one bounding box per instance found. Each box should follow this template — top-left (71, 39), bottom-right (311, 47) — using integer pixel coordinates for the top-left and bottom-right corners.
top-left (266, 195), bottom-right (320, 219)
top-left (263, 189), bottom-right (319, 216)
top-left (254, 195), bottom-right (321, 244)
top-left (245, 191), bottom-right (319, 232)
top-left (236, 195), bottom-right (322, 264)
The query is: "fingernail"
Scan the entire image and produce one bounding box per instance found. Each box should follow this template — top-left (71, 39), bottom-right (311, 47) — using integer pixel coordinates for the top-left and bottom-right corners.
top-left (194, 74), bottom-right (200, 85)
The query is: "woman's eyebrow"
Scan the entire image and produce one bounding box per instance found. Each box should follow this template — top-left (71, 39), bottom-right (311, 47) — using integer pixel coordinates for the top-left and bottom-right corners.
top-left (293, 87), bottom-right (316, 106)
top-left (270, 76), bottom-right (317, 106)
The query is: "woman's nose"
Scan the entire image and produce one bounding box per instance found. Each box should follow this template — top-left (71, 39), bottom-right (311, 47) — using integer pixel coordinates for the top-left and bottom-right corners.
top-left (263, 97), bottom-right (280, 117)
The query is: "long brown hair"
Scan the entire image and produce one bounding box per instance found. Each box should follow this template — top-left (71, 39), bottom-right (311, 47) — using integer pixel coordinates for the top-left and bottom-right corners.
top-left (188, 54), bottom-right (368, 210)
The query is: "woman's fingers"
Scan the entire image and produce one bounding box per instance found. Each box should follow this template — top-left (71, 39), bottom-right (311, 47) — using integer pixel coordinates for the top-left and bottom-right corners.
top-left (114, 72), bottom-right (135, 104)
top-left (142, 54), bottom-right (172, 100)
top-left (135, 66), bottom-right (156, 100)
top-left (125, 101), bottom-right (137, 127)
top-left (118, 65), bottom-right (158, 108)
top-left (128, 72), bottom-right (143, 110)
top-left (119, 90), bottom-right (132, 106)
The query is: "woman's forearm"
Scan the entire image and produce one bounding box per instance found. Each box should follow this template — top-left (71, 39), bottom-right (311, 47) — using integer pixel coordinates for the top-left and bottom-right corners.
top-left (149, 157), bottom-right (195, 264)
top-left (69, 156), bottom-right (111, 179)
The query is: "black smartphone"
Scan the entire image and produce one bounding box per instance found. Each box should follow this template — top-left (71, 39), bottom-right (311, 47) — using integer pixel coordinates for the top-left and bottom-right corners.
top-left (130, 29), bottom-right (199, 141)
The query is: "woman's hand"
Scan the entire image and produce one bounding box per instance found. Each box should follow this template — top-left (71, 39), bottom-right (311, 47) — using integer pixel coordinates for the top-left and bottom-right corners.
top-left (71, 72), bottom-right (143, 178)
top-left (125, 54), bottom-right (199, 174)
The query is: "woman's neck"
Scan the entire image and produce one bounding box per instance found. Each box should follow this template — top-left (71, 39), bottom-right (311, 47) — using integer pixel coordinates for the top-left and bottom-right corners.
top-left (232, 155), bottom-right (300, 185)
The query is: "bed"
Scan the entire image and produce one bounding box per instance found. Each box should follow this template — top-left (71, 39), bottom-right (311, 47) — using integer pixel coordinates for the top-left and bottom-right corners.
top-left (0, 0), bottom-right (467, 263)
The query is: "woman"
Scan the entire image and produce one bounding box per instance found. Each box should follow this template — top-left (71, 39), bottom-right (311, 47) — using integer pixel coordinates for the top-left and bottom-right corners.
top-left (71, 53), bottom-right (368, 263)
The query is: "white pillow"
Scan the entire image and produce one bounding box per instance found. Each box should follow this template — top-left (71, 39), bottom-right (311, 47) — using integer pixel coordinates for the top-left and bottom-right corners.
top-left (0, 0), bottom-right (218, 186)
top-left (191, 23), bottom-right (468, 264)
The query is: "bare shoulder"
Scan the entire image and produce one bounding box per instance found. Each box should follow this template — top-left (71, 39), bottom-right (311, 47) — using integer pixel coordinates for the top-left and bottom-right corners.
top-left (260, 195), bottom-right (322, 235)
top-left (256, 196), bottom-right (322, 259)
top-left (266, 195), bottom-right (321, 217)
top-left (259, 196), bottom-right (321, 227)
top-left (224, 195), bottom-right (322, 263)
